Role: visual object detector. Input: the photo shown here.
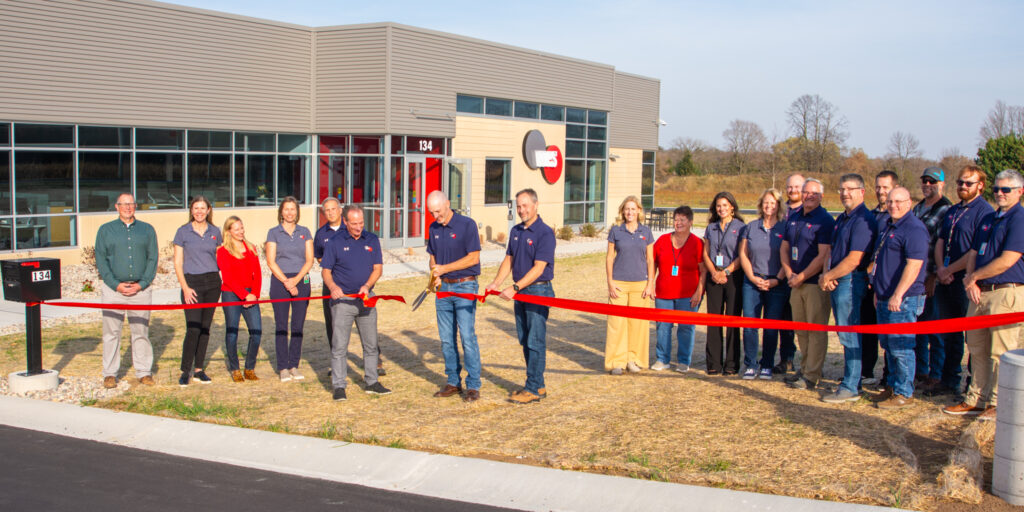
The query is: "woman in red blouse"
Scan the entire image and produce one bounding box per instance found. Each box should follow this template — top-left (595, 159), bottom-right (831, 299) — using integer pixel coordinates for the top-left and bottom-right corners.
top-left (651, 205), bottom-right (706, 372)
top-left (217, 215), bottom-right (263, 382)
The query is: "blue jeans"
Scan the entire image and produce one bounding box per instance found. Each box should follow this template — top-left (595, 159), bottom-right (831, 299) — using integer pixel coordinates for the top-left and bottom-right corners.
top-left (877, 294), bottom-right (925, 398)
top-left (222, 290), bottom-right (263, 371)
top-left (655, 297), bottom-right (700, 365)
top-left (513, 281), bottom-right (553, 394)
top-left (436, 280), bottom-right (482, 390)
top-left (831, 272), bottom-right (867, 394)
top-left (935, 279), bottom-right (968, 389)
top-left (741, 278), bottom-right (789, 370)
top-left (914, 294), bottom-right (944, 379)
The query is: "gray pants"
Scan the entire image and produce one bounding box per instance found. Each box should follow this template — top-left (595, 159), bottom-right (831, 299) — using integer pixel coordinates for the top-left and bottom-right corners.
top-left (330, 297), bottom-right (379, 389)
top-left (101, 283), bottom-right (153, 378)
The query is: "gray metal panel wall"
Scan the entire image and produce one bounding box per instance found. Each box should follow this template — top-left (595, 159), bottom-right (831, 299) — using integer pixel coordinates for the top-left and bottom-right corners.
top-left (313, 25), bottom-right (388, 134)
top-left (0, 0), bottom-right (312, 131)
top-left (610, 72), bottom-right (660, 149)
top-left (387, 24), bottom-right (617, 137)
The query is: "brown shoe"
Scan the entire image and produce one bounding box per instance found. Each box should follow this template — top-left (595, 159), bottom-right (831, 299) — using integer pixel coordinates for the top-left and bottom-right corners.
top-left (942, 401), bottom-right (985, 416)
top-left (511, 387), bottom-right (547, 399)
top-left (463, 389), bottom-right (480, 402)
top-left (243, 369), bottom-right (259, 381)
top-left (508, 390), bottom-right (541, 404)
top-left (433, 384), bottom-right (462, 398)
top-left (868, 386), bottom-right (893, 403)
top-left (103, 376), bottom-right (116, 389)
top-left (231, 370), bottom-right (245, 382)
top-left (978, 406), bottom-right (997, 421)
top-left (138, 375), bottom-right (155, 386)
top-left (876, 394), bottom-right (914, 410)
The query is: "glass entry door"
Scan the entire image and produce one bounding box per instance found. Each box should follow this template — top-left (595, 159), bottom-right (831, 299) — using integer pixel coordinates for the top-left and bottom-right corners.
top-left (387, 156), bottom-right (426, 247)
top-left (444, 158), bottom-right (471, 216)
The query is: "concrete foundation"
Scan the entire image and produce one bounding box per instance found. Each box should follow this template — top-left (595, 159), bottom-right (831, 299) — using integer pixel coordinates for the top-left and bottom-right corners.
top-left (7, 370), bottom-right (59, 394)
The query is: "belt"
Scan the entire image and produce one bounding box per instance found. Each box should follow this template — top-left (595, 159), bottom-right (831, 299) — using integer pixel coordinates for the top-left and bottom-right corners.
top-left (441, 276), bottom-right (477, 284)
top-left (525, 280), bottom-right (551, 287)
top-left (979, 283), bottom-right (1023, 292)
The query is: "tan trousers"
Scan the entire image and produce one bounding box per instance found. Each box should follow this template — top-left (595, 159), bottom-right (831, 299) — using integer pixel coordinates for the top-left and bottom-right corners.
top-left (605, 280), bottom-right (651, 370)
top-left (789, 281), bottom-right (831, 384)
top-left (101, 283), bottom-right (153, 379)
top-left (965, 286), bottom-right (1024, 407)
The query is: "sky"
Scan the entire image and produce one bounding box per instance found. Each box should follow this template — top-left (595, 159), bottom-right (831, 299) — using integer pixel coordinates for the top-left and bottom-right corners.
top-left (166, 0), bottom-right (1024, 160)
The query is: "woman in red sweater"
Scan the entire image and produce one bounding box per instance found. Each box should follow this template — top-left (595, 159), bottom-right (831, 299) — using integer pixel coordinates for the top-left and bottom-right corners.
top-left (217, 215), bottom-right (263, 382)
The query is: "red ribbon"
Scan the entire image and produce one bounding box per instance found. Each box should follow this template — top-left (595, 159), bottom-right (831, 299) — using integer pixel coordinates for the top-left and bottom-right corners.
top-left (31, 294), bottom-right (406, 311)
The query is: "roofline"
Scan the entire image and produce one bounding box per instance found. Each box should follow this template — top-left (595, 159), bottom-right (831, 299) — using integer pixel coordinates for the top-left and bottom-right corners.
top-left (114, 0), bottom-right (314, 31)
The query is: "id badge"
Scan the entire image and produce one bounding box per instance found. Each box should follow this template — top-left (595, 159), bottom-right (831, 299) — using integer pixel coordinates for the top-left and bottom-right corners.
top-left (671, 265), bottom-right (679, 277)
top-left (715, 254), bottom-right (724, 267)
top-left (943, 256), bottom-right (950, 267)
top-left (791, 247), bottom-right (799, 261)
top-left (303, 274), bottom-right (310, 284)
top-left (979, 242), bottom-right (988, 256)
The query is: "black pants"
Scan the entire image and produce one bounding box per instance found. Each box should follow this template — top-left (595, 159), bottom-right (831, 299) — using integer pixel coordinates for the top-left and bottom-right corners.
top-left (705, 272), bottom-right (742, 373)
top-left (322, 284), bottom-right (333, 349)
top-left (181, 272), bottom-right (222, 373)
top-left (860, 289), bottom-right (889, 382)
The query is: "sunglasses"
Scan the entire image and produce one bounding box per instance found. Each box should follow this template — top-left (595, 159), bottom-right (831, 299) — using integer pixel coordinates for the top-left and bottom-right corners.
top-left (993, 186), bottom-right (1020, 194)
top-left (956, 180), bottom-right (979, 187)
top-left (920, 178), bottom-right (938, 185)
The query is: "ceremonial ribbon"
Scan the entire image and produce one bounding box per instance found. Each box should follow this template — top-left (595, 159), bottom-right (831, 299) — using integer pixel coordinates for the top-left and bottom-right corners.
top-left (31, 294), bottom-right (406, 311)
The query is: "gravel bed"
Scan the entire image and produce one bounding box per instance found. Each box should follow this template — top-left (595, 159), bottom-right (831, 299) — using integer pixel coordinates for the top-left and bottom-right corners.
top-left (0, 373), bottom-right (128, 404)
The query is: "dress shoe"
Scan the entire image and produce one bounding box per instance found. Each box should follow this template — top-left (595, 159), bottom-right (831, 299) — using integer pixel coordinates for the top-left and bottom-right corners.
top-left (433, 384), bottom-right (462, 397)
top-left (463, 389), bottom-right (480, 402)
top-left (138, 375), bottom-right (155, 386)
top-left (231, 370), bottom-right (244, 383)
top-left (978, 407), bottom-right (997, 421)
top-left (876, 394), bottom-right (914, 410)
top-left (192, 370), bottom-right (212, 384)
top-left (103, 376), bottom-right (116, 389)
top-left (943, 401), bottom-right (985, 416)
top-left (869, 386), bottom-right (894, 403)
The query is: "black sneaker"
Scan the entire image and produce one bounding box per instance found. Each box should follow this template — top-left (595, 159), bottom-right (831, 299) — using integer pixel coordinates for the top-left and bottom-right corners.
top-left (332, 388), bottom-right (347, 401)
top-left (783, 371), bottom-right (803, 383)
top-left (365, 382), bottom-right (392, 395)
top-left (787, 378), bottom-right (815, 390)
top-left (193, 370), bottom-right (212, 384)
top-left (178, 372), bottom-right (190, 388)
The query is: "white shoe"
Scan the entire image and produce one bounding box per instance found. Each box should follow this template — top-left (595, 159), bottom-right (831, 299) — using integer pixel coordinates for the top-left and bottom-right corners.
top-left (626, 361), bottom-right (642, 373)
top-left (674, 364), bottom-right (690, 373)
top-left (862, 377), bottom-right (880, 386)
top-left (279, 370), bottom-right (292, 382)
top-left (651, 361), bottom-right (671, 371)
top-left (290, 368), bottom-right (305, 381)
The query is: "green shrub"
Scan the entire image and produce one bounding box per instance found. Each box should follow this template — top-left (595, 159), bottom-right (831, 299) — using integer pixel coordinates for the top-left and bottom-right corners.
top-left (557, 225), bottom-right (574, 241)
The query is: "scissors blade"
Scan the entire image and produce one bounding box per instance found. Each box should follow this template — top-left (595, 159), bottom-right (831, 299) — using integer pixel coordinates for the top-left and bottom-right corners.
top-left (410, 289), bottom-right (430, 311)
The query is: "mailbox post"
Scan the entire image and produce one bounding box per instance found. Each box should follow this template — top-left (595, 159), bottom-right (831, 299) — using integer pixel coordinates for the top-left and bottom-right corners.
top-left (2, 257), bottom-right (61, 393)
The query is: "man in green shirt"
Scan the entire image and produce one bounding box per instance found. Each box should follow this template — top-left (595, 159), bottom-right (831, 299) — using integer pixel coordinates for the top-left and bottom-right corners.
top-left (95, 193), bottom-right (158, 388)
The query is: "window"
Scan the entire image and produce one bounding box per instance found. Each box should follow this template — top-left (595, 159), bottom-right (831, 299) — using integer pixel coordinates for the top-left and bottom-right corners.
top-left (566, 108), bottom-right (587, 123)
top-left (188, 153), bottom-right (232, 206)
top-left (318, 155), bottom-right (347, 203)
top-left (0, 151), bottom-right (10, 215)
top-left (456, 95), bottom-right (484, 114)
top-left (79, 126), bottom-right (131, 149)
top-left (541, 105), bottom-right (564, 122)
top-left (485, 159), bottom-right (510, 205)
top-left (588, 110), bottom-right (608, 125)
top-left (79, 152), bottom-right (131, 212)
top-left (641, 151), bottom-right (656, 210)
top-left (279, 134), bottom-right (309, 153)
top-left (14, 152), bottom-right (74, 214)
top-left (136, 128), bottom-right (183, 150)
top-left (0, 124), bottom-right (9, 146)
top-left (187, 130), bottom-right (232, 151)
top-left (235, 132), bottom-right (274, 152)
top-left (351, 156), bottom-right (383, 235)
top-left (135, 153), bottom-right (184, 209)
top-left (235, 154), bottom-right (274, 206)
top-left (566, 124), bottom-right (586, 139)
top-left (351, 136), bottom-right (381, 154)
top-left (514, 101), bottom-right (539, 119)
top-left (14, 124), bottom-right (74, 147)
top-left (277, 154), bottom-right (307, 202)
top-left (319, 135), bottom-right (347, 153)
top-left (563, 109), bottom-right (608, 224)
top-left (485, 98), bottom-right (512, 117)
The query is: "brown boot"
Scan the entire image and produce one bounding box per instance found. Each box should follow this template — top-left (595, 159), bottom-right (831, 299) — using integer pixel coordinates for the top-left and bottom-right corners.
top-left (103, 376), bottom-right (117, 389)
top-left (231, 370), bottom-right (244, 383)
top-left (243, 369), bottom-right (259, 381)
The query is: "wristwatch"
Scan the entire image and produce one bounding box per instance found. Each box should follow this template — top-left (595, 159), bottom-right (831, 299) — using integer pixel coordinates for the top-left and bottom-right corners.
top-left (513, 284), bottom-right (520, 292)
top-left (724, 269), bottom-right (731, 276)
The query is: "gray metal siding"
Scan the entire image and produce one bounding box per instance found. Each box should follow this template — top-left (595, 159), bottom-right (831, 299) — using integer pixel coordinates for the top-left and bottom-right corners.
top-left (0, 0), bottom-right (311, 131)
top-left (610, 72), bottom-right (660, 150)
top-left (313, 26), bottom-right (388, 134)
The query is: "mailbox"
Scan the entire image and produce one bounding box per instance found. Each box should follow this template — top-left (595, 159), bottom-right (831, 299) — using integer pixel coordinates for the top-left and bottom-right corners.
top-left (2, 257), bottom-right (61, 303)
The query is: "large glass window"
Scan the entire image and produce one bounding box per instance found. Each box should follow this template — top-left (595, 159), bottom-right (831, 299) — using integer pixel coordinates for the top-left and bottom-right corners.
top-left (566, 108), bottom-right (587, 123)
top-left (79, 152), bottom-right (131, 212)
top-left (136, 128), bottom-right (183, 150)
top-left (235, 132), bottom-right (274, 152)
top-left (514, 101), bottom-right (539, 119)
top-left (79, 126), bottom-right (131, 149)
top-left (235, 154), bottom-right (275, 207)
top-left (0, 151), bottom-right (9, 215)
top-left (351, 156), bottom-right (383, 235)
top-left (14, 151), bottom-right (74, 214)
top-left (12, 215), bottom-right (75, 249)
top-left (319, 155), bottom-right (347, 203)
top-left (563, 109), bottom-right (608, 225)
top-left (279, 134), bottom-right (310, 154)
top-left (456, 95), bottom-right (484, 114)
top-left (641, 151), bottom-right (656, 210)
top-left (278, 154), bottom-right (307, 202)
top-left (485, 98), bottom-right (512, 117)
top-left (0, 124), bottom-right (9, 146)
top-left (135, 153), bottom-right (184, 209)
top-left (485, 159), bottom-right (510, 205)
top-left (14, 124), bottom-right (74, 147)
top-left (541, 105), bottom-right (564, 122)
top-left (351, 136), bottom-right (381, 154)
top-left (187, 130), bottom-right (232, 151)
top-left (188, 154), bottom-right (232, 206)
top-left (319, 135), bottom-right (347, 153)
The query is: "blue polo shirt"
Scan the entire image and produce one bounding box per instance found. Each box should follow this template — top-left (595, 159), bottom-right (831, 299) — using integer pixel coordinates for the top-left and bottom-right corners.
top-left (871, 213), bottom-right (929, 300)
top-left (742, 218), bottom-right (785, 277)
top-left (507, 216), bottom-right (555, 283)
top-left (830, 203), bottom-right (877, 272)
top-left (172, 223), bottom-right (222, 274)
top-left (321, 229), bottom-right (383, 294)
top-left (426, 212), bottom-right (482, 279)
top-left (939, 195), bottom-right (995, 275)
top-left (266, 224), bottom-right (312, 274)
top-left (314, 222), bottom-right (344, 260)
top-left (784, 205), bottom-right (835, 279)
top-left (704, 218), bottom-right (744, 270)
top-left (973, 204), bottom-right (1024, 285)
top-left (608, 223), bottom-right (654, 282)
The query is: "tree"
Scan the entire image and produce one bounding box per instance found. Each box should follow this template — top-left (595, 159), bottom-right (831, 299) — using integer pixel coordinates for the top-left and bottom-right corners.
top-left (763, 128), bottom-right (790, 189)
top-left (976, 135), bottom-right (1024, 199)
top-left (840, 148), bottom-right (874, 175)
top-left (785, 94), bottom-right (849, 174)
top-left (938, 147), bottom-right (972, 179)
top-left (722, 119), bottom-right (767, 174)
top-left (979, 100), bottom-right (1024, 142)
top-left (671, 149), bottom-right (699, 176)
top-left (886, 131), bottom-right (923, 175)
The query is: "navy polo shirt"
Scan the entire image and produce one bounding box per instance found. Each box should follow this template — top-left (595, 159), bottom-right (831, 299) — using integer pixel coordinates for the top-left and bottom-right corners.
top-left (506, 216), bottom-right (555, 283)
top-left (783, 205), bottom-right (835, 279)
top-left (938, 195), bottom-right (995, 274)
top-left (172, 223), bottom-right (222, 274)
top-left (871, 213), bottom-right (929, 300)
top-left (314, 222), bottom-right (344, 260)
top-left (426, 212), bottom-right (482, 279)
top-left (973, 204), bottom-right (1024, 285)
top-left (830, 203), bottom-right (877, 272)
top-left (704, 218), bottom-right (744, 270)
top-left (266, 224), bottom-right (312, 274)
top-left (321, 229), bottom-right (383, 294)
top-left (608, 223), bottom-right (654, 282)
top-left (787, 204), bottom-right (802, 219)
top-left (742, 218), bottom-right (785, 277)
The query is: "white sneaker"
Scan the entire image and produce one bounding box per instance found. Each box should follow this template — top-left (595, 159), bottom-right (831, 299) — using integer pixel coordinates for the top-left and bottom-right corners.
top-left (626, 361), bottom-right (642, 373)
top-left (279, 370), bottom-right (292, 382)
top-left (862, 377), bottom-right (880, 386)
top-left (651, 361), bottom-right (671, 371)
top-left (674, 364), bottom-right (690, 373)
top-left (290, 368), bottom-right (305, 381)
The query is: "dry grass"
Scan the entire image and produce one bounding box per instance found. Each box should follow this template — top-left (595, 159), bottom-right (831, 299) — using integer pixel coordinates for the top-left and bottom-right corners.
top-left (656, 175), bottom-right (845, 211)
top-left (0, 252), bottom-right (998, 510)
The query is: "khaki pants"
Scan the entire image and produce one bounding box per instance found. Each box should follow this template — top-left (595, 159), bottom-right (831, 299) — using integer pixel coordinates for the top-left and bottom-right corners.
top-left (605, 280), bottom-right (651, 370)
top-left (101, 283), bottom-right (153, 379)
top-left (789, 281), bottom-right (831, 384)
top-left (965, 286), bottom-right (1024, 407)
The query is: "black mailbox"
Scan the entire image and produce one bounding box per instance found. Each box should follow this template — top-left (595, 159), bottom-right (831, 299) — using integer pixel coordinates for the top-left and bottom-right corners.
top-left (2, 257), bottom-right (61, 303)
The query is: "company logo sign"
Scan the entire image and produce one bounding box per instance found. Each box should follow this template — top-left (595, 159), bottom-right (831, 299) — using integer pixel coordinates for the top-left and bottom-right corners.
top-left (522, 130), bottom-right (563, 184)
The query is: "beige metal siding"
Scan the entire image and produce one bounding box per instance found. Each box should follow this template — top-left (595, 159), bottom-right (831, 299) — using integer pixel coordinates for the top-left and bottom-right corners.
top-left (313, 26), bottom-right (388, 134)
top-left (610, 72), bottom-right (660, 149)
top-left (0, 0), bottom-right (311, 131)
top-left (387, 25), bottom-right (616, 137)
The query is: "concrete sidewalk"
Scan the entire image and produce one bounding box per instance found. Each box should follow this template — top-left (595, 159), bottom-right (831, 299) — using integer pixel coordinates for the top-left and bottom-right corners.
top-left (0, 395), bottom-right (889, 512)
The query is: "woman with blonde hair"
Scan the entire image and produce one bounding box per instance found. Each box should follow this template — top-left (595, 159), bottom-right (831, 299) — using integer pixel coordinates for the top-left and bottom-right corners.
top-left (172, 195), bottom-right (221, 387)
top-left (266, 196), bottom-right (314, 382)
top-left (738, 189), bottom-right (788, 380)
top-left (604, 195), bottom-right (655, 375)
top-left (217, 215), bottom-right (263, 382)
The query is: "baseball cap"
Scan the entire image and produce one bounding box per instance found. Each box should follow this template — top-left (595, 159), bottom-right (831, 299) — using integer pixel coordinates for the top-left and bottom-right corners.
top-left (921, 167), bottom-right (945, 181)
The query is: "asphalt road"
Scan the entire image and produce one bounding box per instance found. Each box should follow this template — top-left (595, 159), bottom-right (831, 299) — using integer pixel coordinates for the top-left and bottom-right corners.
top-left (0, 424), bottom-right (520, 511)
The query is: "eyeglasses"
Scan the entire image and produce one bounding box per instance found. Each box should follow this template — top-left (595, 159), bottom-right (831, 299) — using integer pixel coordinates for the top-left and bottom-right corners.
top-left (837, 187), bottom-right (863, 193)
top-left (957, 180), bottom-right (979, 187)
top-left (116, 202), bottom-right (137, 207)
top-left (886, 198), bottom-right (912, 205)
top-left (993, 186), bottom-right (1020, 195)
top-left (920, 178), bottom-right (938, 185)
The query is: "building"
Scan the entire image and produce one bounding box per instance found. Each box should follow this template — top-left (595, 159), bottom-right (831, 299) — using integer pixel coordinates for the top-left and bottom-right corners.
top-left (0, 0), bottom-right (660, 262)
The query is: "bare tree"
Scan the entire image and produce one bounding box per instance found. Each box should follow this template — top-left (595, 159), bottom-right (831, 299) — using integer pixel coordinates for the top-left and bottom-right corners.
top-left (979, 100), bottom-right (1024, 141)
top-left (786, 94), bottom-right (849, 173)
top-left (886, 131), bottom-right (923, 175)
top-left (764, 127), bottom-right (790, 189)
top-left (939, 147), bottom-right (973, 182)
top-left (670, 136), bottom-right (712, 153)
top-left (722, 119), bottom-right (767, 174)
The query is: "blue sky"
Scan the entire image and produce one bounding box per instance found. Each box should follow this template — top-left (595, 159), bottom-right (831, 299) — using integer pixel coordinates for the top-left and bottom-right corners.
top-left (167, 0), bottom-right (1024, 160)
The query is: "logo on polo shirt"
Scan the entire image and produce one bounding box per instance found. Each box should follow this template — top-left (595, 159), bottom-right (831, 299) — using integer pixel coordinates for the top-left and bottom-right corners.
top-left (343, 246), bottom-right (350, 251)
top-left (451, 233), bottom-right (457, 239)
top-left (640, 235), bottom-right (646, 240)
top-left (889, 233), bottom-right (895, 238)
top-left (982, 224), bottom-right (991, 231)
top-left (806, 223), bottom-right (812, 229)
top-left (300, 234), bottom-right (305, 239)
top-left (527, 239), bottom-right (533, 245)
top-left (365, 245), bottom-right (372, 252)
top-left (775, 233), bottom-right (783, 238)
top-left (434, 235), bottom-right (439, 239)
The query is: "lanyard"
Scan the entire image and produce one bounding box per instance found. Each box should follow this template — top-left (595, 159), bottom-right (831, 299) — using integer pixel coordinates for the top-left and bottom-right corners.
top-left (944, 201), bottom-right (973, 253)
top-left (713, 220), bottom-right (734, 256)
top-left (870, 223), bottom-right (896, 277)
